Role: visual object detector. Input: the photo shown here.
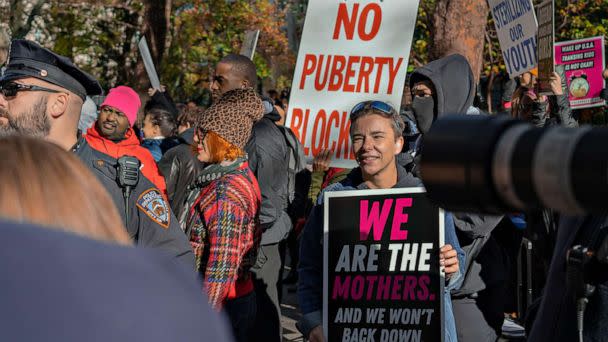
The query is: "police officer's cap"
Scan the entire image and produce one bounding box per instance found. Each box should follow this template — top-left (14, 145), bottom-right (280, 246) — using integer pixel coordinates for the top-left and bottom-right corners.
top-left (0, 39), bottom-right (102, 100)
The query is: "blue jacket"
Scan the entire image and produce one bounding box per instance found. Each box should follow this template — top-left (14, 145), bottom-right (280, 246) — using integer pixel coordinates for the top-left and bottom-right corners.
top-left (297, 165), bottom-right (465, 341)
top-left (141, 137), bottom-right (180, 162)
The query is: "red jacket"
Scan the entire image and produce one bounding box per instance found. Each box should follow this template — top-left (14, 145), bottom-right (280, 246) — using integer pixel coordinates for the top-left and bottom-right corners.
top-left (85, 124), bottom-right (167, 195)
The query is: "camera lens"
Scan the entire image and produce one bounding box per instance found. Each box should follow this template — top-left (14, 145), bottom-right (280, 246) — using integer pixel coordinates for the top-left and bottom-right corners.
top-left (420, 115), bottom-right (608, 215)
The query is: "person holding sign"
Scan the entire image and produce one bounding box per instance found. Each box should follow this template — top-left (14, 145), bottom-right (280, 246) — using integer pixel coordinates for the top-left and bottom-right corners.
top-left (297, 101), bottom-right (464, 342)
top-left (511, 68), bottom-right (578, 128)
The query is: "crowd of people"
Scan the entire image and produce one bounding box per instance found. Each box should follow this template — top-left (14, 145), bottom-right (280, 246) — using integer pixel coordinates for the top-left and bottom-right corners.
top-left (1, 35), bottom-right (608, 342)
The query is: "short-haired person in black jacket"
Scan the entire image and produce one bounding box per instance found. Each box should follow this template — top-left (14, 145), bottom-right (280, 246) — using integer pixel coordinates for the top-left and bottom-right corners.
top-left (210, 54), bottom-right (291, 342)
top-left (158, 106), bottom-right (204, 220)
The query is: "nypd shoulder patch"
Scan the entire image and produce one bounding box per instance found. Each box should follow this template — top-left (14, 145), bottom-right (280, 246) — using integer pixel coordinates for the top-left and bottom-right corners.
top-left (136, 188), bottom-right (170, 229)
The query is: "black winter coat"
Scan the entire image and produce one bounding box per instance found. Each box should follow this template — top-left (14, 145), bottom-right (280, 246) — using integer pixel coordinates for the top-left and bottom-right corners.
top-left (158, 128), bottom-right (204, 220)
top-left (528, 215), bottom-right (608, 341)
top-left (245, 106), bottom-right (292, 245)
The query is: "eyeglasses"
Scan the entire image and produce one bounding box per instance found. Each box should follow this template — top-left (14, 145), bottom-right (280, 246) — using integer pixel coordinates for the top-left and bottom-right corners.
top-left (0, 81), bottom-right (62, 98)
top-left (350, 100), bottom-right (398, 119)
top-left (195, 128), bottom-right (208, 142)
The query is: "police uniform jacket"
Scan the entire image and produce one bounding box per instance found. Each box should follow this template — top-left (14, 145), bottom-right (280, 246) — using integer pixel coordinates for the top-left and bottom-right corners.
top-left (74, 136), bottom-right (194, 267)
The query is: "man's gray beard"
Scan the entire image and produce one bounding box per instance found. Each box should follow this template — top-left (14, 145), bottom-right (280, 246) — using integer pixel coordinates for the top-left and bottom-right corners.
top-left (0, 96), bottom-right (51, 138)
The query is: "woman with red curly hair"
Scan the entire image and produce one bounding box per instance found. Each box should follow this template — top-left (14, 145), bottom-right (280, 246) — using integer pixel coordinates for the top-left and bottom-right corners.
top-left (182, 88), bottom-right (264, 342)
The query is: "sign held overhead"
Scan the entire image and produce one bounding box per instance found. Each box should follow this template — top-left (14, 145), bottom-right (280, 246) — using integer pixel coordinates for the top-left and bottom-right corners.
top-left (488, 0), bottom-right (538, 78)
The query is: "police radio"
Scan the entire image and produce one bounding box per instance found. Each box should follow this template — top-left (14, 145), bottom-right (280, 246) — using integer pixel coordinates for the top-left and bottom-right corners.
top-left (117, 156), bottom-right (140, 227)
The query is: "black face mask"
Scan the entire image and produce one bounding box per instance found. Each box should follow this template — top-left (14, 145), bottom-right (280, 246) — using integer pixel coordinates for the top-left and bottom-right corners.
top-left (411, 96), bottom-right (435, 134)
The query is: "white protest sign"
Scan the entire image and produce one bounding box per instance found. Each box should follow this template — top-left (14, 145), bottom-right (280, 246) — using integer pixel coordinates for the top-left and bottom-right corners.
top-left (488, 0), bottom-right (538, 78)
top-left (285, 0), bottom-right (419, 168)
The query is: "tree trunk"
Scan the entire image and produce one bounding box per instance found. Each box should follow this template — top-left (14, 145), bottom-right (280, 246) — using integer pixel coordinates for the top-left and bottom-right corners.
top-left (134, 0), bottom-right (172, 90)
top-left (430, 0), bottom-right (489, 82)
top-left (142, 0), bottom-right (171, 66)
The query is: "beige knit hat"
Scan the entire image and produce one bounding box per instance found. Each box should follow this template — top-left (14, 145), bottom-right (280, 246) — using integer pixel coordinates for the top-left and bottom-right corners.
top-left (197, 88), bottom-right (264, 149)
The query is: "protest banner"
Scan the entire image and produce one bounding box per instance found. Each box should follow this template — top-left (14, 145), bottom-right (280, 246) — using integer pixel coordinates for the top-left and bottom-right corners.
top-left (324, 188), bottom-right (445, 342)
top-left (535, 0), bottom-right (554, 94)
top-left (488, 0), bottom-right (538, 78)
top-left (138, 37), bottom-right (162, 90)
top-left (555, 36), bottom-right (606, 109)
top-left (286, 0), bottom-right (419, 168)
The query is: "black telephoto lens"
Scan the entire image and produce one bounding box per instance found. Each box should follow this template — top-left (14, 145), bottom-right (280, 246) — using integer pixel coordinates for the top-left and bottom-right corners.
top-left (420, 115), bottom-right (608, 216)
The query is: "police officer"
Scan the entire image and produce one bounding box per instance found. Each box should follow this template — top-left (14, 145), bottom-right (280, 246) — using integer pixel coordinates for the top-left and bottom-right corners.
top-left (0, 39), bottom-right (193, 267)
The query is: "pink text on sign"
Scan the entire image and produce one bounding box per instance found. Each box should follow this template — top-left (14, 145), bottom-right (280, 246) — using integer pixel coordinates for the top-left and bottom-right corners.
top-left (359, 198), bottom-right (413, 241)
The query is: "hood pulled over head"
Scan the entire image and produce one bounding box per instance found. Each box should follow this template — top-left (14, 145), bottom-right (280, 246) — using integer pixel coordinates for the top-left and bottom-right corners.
top-left (409, 54), bottom-right (476, 122)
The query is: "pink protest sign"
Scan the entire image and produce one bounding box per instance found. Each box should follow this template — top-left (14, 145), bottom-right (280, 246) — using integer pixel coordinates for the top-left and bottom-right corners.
top-left (555, 36), bottom-right (606, 109)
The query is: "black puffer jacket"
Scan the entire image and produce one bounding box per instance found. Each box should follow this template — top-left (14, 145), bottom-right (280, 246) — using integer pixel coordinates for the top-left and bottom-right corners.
top-left (245, 100), bottom-right (292, 245)
top-left (158, 128), bottom-right (204, 220)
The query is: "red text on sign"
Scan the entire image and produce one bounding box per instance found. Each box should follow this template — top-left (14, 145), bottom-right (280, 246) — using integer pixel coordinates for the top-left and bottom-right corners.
top-left (299, 54), bottom-right (403, 94)
top-left (333, 3), bottom-right (382, 41)
top-left (289, 107), bottom-right (354, 161)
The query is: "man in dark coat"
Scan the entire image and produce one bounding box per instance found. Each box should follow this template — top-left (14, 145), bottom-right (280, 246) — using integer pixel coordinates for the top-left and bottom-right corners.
top-left (210, 53), bottom-right (291, 342)
top-left (0, 39), bottom-right (193, 267)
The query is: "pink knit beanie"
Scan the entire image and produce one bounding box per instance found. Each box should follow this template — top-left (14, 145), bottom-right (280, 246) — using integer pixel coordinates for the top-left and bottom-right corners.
top-left (100, 86), bottom-right (141, 126)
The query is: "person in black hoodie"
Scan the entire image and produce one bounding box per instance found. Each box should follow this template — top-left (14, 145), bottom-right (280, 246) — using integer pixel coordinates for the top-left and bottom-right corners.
top-left (158, 107), bottom-right (204, 221)
top-left (405, 54), bottom-right (509, 341)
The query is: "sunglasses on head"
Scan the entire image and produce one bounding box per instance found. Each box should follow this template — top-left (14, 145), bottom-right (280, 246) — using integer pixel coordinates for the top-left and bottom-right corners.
top-left (350, 100), bottom-right (406, 131)
top-left (0, 81), bottom-right (62, 98)
top-left (350, 100), bottom-right (397, 119)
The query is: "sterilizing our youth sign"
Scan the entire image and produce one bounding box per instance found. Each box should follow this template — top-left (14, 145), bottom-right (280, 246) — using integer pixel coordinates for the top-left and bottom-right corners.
top-left (324, 188), bottom-right (445, 342)
top-left (286, 0), bottom-right (419, 168)
top-left (488, 0), bottom-right (538, 78)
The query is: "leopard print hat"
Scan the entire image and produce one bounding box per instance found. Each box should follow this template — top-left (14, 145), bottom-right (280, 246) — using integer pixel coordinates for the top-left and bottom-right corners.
top-left (197, 87), bottom-right (264, 149)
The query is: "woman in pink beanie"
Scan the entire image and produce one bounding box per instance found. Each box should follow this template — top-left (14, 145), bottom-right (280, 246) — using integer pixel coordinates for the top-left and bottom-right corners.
top-left (85, 86), bottom-right (167, 195)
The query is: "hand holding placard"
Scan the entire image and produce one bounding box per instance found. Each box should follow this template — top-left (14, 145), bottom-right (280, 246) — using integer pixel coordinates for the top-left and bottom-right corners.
top-left (549, 72), bottom-right (564, 96)
top-left (439, 244), bottom-right (459, 278)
